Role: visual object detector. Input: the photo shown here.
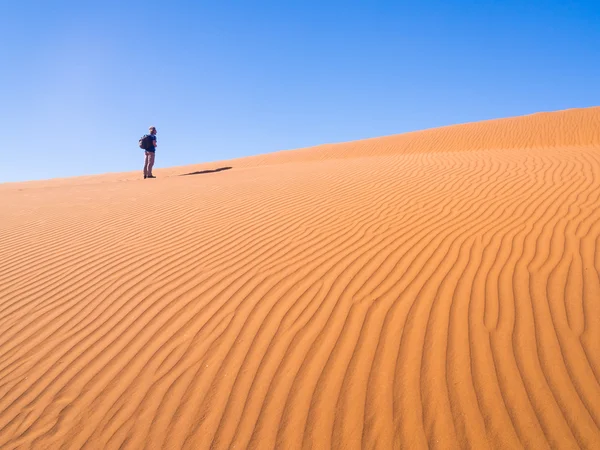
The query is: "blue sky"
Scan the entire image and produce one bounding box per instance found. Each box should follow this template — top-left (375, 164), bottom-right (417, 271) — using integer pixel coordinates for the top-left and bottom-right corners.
top-left (1, 0), bottom-right (599, 182)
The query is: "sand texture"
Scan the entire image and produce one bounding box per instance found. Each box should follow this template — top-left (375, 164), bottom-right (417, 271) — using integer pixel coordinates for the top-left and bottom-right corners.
top-left (1, 107), bottom-right (600, 449)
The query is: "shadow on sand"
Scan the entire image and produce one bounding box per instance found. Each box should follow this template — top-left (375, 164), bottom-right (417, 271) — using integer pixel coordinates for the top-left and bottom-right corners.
top-left (180, 167), bottom-right (232, 176)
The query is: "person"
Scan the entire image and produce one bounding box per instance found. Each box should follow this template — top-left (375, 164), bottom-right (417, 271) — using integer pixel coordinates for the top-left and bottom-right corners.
top-left (143, 126), bottom-right (158, 179)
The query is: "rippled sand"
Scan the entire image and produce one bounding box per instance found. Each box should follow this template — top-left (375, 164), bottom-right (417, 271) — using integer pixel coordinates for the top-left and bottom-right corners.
top-left (1, 107), bottom-right (599, 449)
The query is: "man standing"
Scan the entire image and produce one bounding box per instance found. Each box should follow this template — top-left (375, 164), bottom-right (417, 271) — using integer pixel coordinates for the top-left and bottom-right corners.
top-left (143, 126), bottom-right (157, 179)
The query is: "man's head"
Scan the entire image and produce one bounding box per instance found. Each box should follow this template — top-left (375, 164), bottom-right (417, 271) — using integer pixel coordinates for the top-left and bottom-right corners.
top-left (149, 126), bottom-right (157, 135)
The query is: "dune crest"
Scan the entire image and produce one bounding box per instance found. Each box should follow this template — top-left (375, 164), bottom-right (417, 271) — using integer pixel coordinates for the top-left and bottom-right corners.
top-left (231, 106), bottom-right (600, 167)
top-left (1, 107), bottom-right (599, 449)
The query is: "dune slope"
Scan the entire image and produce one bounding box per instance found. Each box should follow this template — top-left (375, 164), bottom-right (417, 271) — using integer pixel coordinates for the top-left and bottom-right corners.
top-left (1, 107), bottom-right (599, 449)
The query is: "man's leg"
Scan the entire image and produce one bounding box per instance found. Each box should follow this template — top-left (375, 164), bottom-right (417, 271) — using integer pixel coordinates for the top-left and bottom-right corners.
top-left (147, 151), bottom-right (155, 176)
top-left (143, 152), bottom-right (150, 178)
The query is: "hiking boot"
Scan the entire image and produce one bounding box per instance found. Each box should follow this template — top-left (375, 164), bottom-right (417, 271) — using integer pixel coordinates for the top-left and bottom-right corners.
top-left (147, 175), bottom-right (156, 178)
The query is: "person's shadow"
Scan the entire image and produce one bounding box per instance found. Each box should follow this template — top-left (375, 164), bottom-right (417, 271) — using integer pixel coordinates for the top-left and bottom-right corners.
top-left (180, 167), bottom-right (232, 176)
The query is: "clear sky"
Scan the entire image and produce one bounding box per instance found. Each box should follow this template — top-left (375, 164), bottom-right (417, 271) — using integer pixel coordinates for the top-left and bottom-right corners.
top-left (1, 0), bottom-right (599, 183)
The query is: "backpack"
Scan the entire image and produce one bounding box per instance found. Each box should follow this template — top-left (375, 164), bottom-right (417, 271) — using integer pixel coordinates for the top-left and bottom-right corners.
top-left (139, 134), bottom-right (153, 150)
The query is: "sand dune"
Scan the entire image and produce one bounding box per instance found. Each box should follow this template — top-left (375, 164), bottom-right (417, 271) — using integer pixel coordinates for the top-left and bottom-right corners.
top-left (1, 107), bottom-right (599, 449)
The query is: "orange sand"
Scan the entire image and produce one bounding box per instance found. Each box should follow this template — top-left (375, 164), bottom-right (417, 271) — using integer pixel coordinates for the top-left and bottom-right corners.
top-left (1, 107), bottom-right (599, 449)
